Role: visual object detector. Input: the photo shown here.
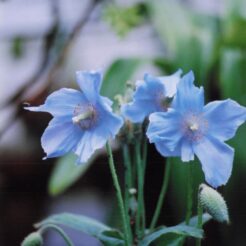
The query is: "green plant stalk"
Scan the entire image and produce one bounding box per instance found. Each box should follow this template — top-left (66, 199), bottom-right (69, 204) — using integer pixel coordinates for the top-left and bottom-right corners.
top-left (185, 164), bottom-right (193, 225)
top-left (106, 142), bottom-right (132, 246)
top-left (149, 158), bottom-right (171, 231)
top-left (122, 143), bottom-right (134, 241)
top-left (135, 141), bottom-right (146, 239)
top-left (39, 224), bottom-right (74, 246)
top-left (196, 193), bottom-right (203, 246)
top-left (123, 144), bottom-right (133, 214)
top-left (141, 137), bottom-right (148, 229)
top-left (142, 137), bottom-right (148, 172)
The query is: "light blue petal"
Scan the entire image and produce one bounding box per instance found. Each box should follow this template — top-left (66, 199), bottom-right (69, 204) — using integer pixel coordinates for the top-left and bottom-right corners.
top-left (172, 71), bottom-right (204, 114)
top-left (75, 114), bottom-right (123, 164)
top-left (121, 101), bottom-right (156, 123)
top-left (134, 74), bottom-right (166, 100)
top-left (25, 88), bottom-right (86, 117)
top-left (147, 110), bottom-right (183, 152)
top-left (193, 136), bottom-right (234, 188)
top-left (75, 104), bottom-right (123, 164)
top-left (121, 75), bottom-right (166, 123)
top-left (95, 106), bottom-right (124, 140)
top-left (74, 131), bottom-right (96, 164)
top-left (154, 140), bottom-right (181, 157)
top-left (76, 71), bottom-right (102, 103)
top-left (159, 69), bottom-right (182, 97)
top-left (41, 117), bottom-right (83, 159)
top-left (204, 99), bottom-right (246, 141)
top-left (181, 139), bottom-right (194, 162)
top-left (101, 96), bottom-right (113, 108)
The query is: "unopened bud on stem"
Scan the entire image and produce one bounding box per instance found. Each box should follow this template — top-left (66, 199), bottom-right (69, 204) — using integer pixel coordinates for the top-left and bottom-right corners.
top-left (199, 183), bottom-right (229, 224)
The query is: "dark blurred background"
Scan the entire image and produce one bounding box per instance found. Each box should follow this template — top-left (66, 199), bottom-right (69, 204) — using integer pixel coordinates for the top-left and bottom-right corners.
top-left (0, 0), bottom-right (246, 245)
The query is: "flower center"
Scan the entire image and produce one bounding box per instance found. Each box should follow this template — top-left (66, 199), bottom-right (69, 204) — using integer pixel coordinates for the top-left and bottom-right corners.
top-left (189, 122), bottom-right (199, 131)
top-left (182, 113), bottom-right (208, 142)
top-left (72, 104), bottom-right (97, 129)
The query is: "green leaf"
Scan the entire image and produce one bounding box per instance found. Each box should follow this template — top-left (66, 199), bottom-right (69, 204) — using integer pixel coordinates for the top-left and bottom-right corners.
top-left (48, 154), bottom-right (93, 196)
top-left (219, 48), bottom-right (246, 104)
top-left (101, 58), bottom-right (142, 102)
top-left (155, 214), bottom-right (212, 246)
top-left (139, 225), bottom-right (203, 246)
top-left (223, 0), bottom-right (246, 48)
top-left (155, 214), bottom-right (211, 246)
top-left (36, 213), bottom-right (124, 246)
top-left (155, 234), bottom-right (184, 246)
top-left (99, 230), bottom-right (125, 246)
top-left (180, 213), bottom-right (212, 227)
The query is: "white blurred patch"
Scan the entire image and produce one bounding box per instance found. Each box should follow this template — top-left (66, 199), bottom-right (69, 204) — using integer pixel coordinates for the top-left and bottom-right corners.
top-left (0, 0), bottom-right (55, 39)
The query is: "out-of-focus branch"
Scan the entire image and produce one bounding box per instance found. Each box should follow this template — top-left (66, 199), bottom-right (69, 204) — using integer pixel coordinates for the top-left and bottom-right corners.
top-left (0, 0), bottom-right (99, 139)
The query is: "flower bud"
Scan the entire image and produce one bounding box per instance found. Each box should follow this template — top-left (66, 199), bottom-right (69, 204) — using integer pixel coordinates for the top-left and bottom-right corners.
top-left (199, 183), bottom-right (229, 224)
top-left (21, 232), bottom-right (43, 246)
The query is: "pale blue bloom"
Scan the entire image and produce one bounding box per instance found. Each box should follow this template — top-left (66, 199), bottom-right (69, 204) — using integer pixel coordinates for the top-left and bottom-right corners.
top-left (25, 71), bottom-right (123, 164)
top-left (121, 70), bottom-right (182, 123)
top-left (147, 71), bottom-right (246, 187)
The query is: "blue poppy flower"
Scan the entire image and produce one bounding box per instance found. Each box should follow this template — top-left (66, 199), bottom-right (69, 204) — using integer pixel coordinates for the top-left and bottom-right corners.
top-left (147, 71), bottom-right (246, 187)
top-left (121, 69), bottom-right (182, 123)
top-left (25, 71), bottom-right (123, 164)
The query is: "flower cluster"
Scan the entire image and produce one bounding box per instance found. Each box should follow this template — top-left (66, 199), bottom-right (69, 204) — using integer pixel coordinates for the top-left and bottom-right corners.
top-left (26, 70), bottom-right (246, 188)
top-left (122, 70), bottom-right (245, 188)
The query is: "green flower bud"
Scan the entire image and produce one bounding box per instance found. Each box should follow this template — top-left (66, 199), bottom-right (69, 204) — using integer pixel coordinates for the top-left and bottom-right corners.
top-left (21, 232), bottom-right (43, 246)
top-left (199, 183), bottom-right (230, 224)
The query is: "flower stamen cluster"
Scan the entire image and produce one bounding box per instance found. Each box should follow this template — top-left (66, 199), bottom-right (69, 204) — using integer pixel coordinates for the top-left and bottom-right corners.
top-left (72, 104), bottom-right (97, 129)
top-left (182, 113), bottom-right (208, 142)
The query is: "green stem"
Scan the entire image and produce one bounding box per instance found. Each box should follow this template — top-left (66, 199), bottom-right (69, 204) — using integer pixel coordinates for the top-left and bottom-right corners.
top-left (106, 142), bottom-right (131, 246)
top-left (149, 158), bottom-right (171, 231)
top-left (196, 194), bottom-right (203, 246)
top-left (123, 144), bottom-right (133, 214)
top-left (142, 137), bottom-right (148, 173)
top-left (135, 141), bottom-right (145, 239)
top-left (185, 164), bottom-right (193, 225)
top-left (39, 224), bottom-right (74, 246)
top-left (141, 138), bottom-right (148, 231)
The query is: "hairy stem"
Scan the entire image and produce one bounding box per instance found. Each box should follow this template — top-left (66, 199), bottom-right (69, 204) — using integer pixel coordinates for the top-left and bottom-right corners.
top-left (123, 144), bottom-right (133, 213)
top-left (106, 142), bottom-right (132, 246)
top-left (185, 164), bottom-right (193, 225)
top-left (135, 141), bottom-right (146, 239)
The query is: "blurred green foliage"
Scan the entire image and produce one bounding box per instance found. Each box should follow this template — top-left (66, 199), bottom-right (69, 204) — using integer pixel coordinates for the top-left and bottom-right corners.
top-left (11, 37), bottom-right (25, 58)
top-left (103, 3), bottom-right (145, 37)
top-left (48, 154), bottom-right (92, 196)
